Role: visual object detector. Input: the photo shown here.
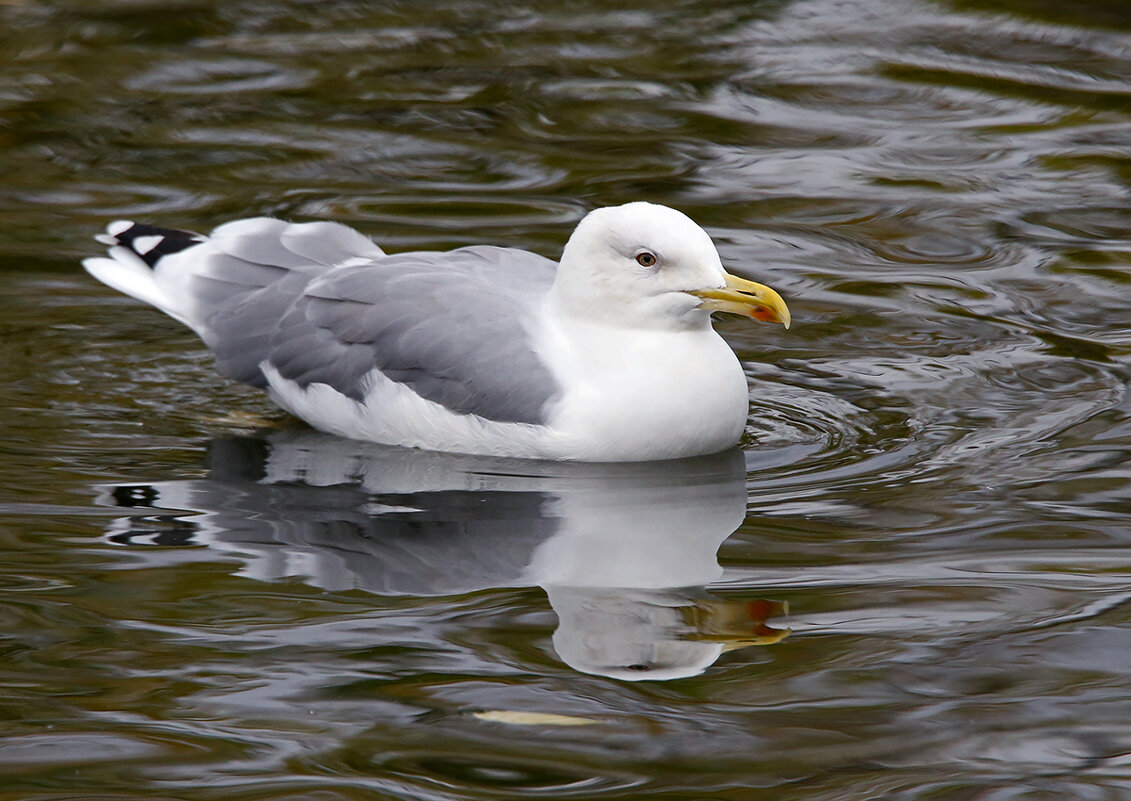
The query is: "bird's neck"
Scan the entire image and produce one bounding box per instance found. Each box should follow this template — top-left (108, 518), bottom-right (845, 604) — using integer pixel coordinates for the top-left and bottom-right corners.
top-left (545, 283), bottom-right (712, 333)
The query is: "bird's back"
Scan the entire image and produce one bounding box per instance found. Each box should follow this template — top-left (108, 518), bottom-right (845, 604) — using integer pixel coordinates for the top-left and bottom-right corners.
top-left (83, 217), bottom-right (562, 426)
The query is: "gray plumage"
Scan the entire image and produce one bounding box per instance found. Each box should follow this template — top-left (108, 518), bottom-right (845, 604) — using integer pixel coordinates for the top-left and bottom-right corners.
top-left (87, 219), bottom-right (563, 425)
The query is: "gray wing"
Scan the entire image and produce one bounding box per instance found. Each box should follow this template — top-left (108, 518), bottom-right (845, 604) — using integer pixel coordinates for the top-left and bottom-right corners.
top-left (263, 246), bottom-right (562, 425)
top-left (191, 219), bottom-right (386, 386)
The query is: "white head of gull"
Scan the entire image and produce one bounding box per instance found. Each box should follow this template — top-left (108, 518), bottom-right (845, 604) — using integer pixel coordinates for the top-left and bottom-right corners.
top-left (83, 202), bottom-right (790, 461)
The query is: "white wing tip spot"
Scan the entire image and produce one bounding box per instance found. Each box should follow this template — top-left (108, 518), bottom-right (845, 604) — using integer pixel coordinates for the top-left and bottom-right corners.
top-left (132, 234), bottom-right (165, 256)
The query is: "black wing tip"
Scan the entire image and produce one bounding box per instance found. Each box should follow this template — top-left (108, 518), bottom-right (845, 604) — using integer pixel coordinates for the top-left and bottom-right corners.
top-left (97, 221), bottom-right (205, 267)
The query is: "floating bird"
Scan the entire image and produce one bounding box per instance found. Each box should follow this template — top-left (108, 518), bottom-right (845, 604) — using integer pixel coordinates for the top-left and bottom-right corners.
top-left (83, 202), bottom-right (790, 461)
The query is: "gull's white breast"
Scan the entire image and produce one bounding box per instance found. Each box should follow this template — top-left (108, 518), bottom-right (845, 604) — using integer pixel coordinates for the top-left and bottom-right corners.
top-left (538, 317), bottom-right (749, 461)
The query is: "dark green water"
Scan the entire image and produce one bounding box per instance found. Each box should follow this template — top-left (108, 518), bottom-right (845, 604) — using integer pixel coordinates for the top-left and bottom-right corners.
top-left (3, 0), bottom-right (1131, 798)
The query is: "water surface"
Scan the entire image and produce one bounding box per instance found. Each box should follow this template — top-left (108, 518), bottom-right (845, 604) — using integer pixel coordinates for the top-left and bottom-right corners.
top-left (3, 0), bottom-right (1131, 798)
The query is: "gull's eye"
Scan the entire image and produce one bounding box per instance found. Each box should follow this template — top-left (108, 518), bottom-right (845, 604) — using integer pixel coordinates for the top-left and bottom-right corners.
top-left (635, 251), bottom-right (657, 267)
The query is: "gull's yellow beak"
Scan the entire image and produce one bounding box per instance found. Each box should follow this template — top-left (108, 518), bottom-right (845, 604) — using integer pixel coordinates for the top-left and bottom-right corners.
top-left (690, 273), bottom-right (791, 329)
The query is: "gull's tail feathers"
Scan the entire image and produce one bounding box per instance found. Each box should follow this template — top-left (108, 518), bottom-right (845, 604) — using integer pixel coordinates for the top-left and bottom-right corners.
top-left (83, 221), bottom-right (206, 329)
top-left (82, 217), bottom-right (386, 387)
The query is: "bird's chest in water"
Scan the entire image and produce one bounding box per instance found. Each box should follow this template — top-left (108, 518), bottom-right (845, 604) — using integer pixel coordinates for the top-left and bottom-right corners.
top-left (549, 329), bottom-right (748, 459)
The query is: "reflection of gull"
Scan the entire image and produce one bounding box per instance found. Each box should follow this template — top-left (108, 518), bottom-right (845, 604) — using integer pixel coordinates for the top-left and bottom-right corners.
top-left (99, 429), bottom-right (788, 680)
top-left (83, 203), bottom-right (788, 461)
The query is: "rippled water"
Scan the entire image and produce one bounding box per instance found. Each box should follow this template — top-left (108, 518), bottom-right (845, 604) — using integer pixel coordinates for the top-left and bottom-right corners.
top-left (3, 0), bottom-right (1131, 798)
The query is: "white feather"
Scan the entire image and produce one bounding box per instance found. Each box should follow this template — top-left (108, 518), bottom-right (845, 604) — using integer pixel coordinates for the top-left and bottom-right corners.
top-left (132, 234), bottom-right (165, 256)
top-left (82, 251), bottom-right (193, 328)
top-left (262, 364), bottom-right (554, 460)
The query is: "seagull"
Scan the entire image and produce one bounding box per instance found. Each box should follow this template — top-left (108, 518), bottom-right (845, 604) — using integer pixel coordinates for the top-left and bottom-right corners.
top-left (83, 202), bottom-right (790, 462)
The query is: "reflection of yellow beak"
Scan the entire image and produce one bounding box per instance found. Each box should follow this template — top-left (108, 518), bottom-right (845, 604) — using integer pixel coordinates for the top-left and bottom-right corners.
top-left (686, 598), bottom-right (792, 651)
top-left (691, 273), bottom-right (791, 329)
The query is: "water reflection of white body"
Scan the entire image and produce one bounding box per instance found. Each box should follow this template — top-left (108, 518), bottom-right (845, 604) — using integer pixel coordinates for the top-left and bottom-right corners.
top-left (98, 429), bottom-right (787, 681)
